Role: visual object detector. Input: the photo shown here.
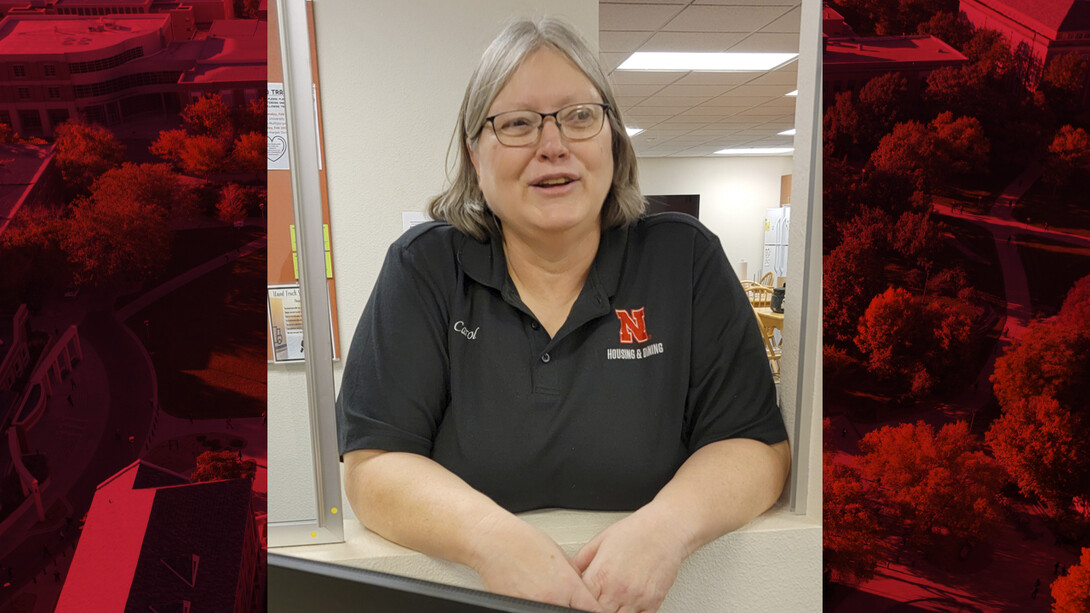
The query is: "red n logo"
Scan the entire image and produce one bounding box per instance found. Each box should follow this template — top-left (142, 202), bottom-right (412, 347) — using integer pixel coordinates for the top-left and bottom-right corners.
top-left (615, 308), bottom-right (650, 344)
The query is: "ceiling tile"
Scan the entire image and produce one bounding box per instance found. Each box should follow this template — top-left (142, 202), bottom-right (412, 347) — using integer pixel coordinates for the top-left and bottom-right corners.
top-left (608, 71), bottom-right (686, 86)
top-left (602, 0), bottom-right (804, 157)
top-left (753, 99), bottom-right (797, 112)
top-left (734, 128), bottom-right (791, 138)
top-left (734, 109), bottom-right (790, 120)
top-left (666, 84), bottom-right (736, 97)
top-left (638, 31), bottom-right (748, 52)
top-left (729, 84), bottom-right (798, 97)
top-left (615, 96), bottom-right (650, 109)
top-left (755, 117), bottom-right (797, 129)
top-left (599, 52), bottom-right (631, 72)
top-left (624, 109), bottom-right (677, 120)
top-left (671, 71), bottom-right (755, 86)
top-left (717, 115), bottom-right (765, 124)
top-left (640, 127), bottom-right (699, 138)
top-left (680, 105), bottom-right (747, 117)
top-left (672, 134), bottom-right (724, 143)
top-left (700, 95), bottom-right (775, 107)
top-left (727, 32), bottom-right (801, 53)
top-left (743, 137), bottom-right (796, 148)
top-left (670, 149), bottom-right (706, 157)
top-left (744, 68), bottom-right (799, 86)
top-left (633, 100), bottom-right (693, 111)
top-left (640, 95), bottom-right (715, 106)
top-left (600, 30), bottom-right (655, 53)
top-left (663, 6), bottom-right (789, 33)
top-left (600, 3), bottom-right (684, 31)
top-left (613, 83), bottom-right (666, 97)
top-left (694, 0), bottom-right (797, 5)
top-left (762, 6), bottom-right (802, 33)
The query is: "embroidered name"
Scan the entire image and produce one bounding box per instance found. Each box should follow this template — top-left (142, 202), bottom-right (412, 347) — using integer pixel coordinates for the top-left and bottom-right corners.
top-left (453, 320), bottom-right (479, 340)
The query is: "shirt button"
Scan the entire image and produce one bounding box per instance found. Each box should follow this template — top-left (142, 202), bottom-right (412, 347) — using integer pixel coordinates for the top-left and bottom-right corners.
top-left (531, 321), bottom-right (540, 330)
top-left (540, 353), bottom-right (550, 363)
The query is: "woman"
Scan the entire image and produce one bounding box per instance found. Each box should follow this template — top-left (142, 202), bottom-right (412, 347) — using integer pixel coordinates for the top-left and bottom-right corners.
top-left (336, 18), bottom-right (790, 613)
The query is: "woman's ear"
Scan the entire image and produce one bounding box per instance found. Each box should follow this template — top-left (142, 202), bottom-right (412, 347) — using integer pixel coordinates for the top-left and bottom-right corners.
top-left (467, 139), bottom-right (479, 177)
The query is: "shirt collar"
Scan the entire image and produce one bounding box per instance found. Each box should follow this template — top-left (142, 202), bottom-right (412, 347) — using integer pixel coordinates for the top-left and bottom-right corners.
top-left (457, 223), bottom-right (630, 299)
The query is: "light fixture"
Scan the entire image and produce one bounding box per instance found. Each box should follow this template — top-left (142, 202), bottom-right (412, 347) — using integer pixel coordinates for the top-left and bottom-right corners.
top-left (617, 52), bottom-right (798, 72)
top-left (785, 90), bottom-right (798, 96)
top-left (626, 126), bottom-right (643, 137)
top-left (714, 147), bottom-right (794, 155)
top-left (778, 129), bottom-right (796, 136)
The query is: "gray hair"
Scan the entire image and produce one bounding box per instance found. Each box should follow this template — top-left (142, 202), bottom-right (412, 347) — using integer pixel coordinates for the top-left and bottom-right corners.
top-left (427, 17), bottom-right (644, 240)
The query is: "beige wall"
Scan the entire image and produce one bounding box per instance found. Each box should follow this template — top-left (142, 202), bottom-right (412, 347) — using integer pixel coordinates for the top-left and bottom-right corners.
top-left (637, 155), bottom-right (794, 281)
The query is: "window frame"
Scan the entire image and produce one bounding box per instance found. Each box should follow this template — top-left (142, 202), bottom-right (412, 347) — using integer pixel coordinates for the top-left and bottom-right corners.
top-left (266, 0), bottom-right (344, 548)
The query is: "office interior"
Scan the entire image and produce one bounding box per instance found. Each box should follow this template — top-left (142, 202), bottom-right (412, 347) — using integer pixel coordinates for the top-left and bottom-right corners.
top-left (267, 1), bottom-right (822, 611)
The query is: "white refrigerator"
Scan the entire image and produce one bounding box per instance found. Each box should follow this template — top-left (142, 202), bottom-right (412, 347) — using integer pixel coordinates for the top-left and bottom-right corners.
top-left (761, 207), bottom-right (789, 282)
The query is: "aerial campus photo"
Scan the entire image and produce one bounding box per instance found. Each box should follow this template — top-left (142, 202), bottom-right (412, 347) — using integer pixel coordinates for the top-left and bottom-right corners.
top-left (822, 0), bottom-right (1090, 611)
top-left (0, 1), bottom-right (266, 611)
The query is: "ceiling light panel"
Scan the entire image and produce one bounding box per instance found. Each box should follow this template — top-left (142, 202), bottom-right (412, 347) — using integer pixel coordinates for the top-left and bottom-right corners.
top-left (618, 52), bottom-right (798, 71)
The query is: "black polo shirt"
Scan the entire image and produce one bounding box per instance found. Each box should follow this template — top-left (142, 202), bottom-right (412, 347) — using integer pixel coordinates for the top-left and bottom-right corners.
top-left (336, 212), bottom-right (787, 513)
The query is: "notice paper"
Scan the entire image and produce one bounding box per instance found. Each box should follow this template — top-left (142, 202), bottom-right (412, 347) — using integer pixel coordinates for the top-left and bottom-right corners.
top-left (268, 82), bottom-right (289, 170)
top-left (268, 285), bottom-right (304, 362)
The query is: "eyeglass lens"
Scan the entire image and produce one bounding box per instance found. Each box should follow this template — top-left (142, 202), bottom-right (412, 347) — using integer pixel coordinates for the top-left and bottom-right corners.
top-left (490, 104), bottom-right (606, 146)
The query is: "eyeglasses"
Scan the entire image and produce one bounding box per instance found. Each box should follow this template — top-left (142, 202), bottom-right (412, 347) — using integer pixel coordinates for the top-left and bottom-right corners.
top-left (484, 102), bottom-right (610, 147)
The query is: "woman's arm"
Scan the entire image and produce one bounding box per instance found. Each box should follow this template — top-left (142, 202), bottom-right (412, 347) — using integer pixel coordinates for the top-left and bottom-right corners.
top-left (574, 438), bottom-right (790, 613)
top-left (648, 438), bottom-right (791, 551)
top-left (343, 449), bottom-right (603, 612)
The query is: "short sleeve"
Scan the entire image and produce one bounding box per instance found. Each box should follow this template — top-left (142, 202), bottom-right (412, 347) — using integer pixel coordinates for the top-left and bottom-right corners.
top-left (684, 234), bottom-right (788, 452)
top-left (336, 238), bottom-right (452, 459)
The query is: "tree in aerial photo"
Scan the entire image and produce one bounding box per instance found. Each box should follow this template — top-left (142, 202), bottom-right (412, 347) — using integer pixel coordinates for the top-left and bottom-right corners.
top-left (823, 1), bottom-right (1090, 610)
top-left (0, 10), bottom-right (266, 610)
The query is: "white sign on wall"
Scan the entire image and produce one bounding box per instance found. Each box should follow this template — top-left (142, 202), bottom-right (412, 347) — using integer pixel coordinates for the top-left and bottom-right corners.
top-left (268, 82), bottom-right (289, 170)
top-left (402, 211), bottom-right (430, 231)
top-left (268, 285), bottom-right (304, 362)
